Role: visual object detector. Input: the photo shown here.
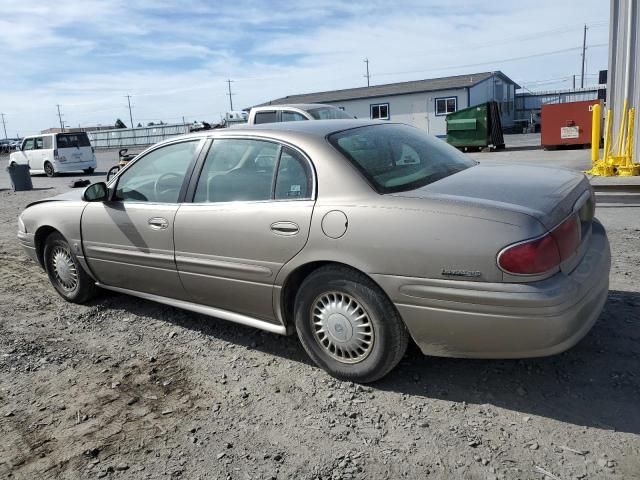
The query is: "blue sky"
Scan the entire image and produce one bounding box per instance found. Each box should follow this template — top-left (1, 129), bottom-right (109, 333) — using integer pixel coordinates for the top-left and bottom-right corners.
top-left (0, 0), bottom-right (609, 136)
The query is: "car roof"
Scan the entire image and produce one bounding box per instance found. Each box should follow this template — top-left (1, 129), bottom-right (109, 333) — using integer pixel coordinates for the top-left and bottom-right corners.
top-left (206, 119), bottom-right (390, 139)
top-left (252, 103), bottom-right (339, 111)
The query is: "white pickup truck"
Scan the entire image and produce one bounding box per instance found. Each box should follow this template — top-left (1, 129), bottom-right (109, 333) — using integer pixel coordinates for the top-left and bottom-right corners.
top-left (247, 103), bottom-right (354, 125)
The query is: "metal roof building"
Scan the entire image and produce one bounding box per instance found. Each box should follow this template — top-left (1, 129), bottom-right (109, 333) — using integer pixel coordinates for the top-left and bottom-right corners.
top-left (256, 71), bottom-right (520, 136)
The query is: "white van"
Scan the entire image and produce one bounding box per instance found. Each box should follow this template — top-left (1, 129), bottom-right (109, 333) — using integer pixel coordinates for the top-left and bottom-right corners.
top-left (9, 132), bottom-right (97, 177)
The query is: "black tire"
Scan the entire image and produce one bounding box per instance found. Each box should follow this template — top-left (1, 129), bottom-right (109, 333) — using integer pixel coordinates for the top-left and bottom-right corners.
top-left (106, 165), bottom-right (120, 181)
top-left (43, 232), bottom-right (98, 303)
top-left (83, 167), bottom-right (95, 174)
top-left (294, 266), bottom-right (409, 383)
top-left (44, 161), bottom-right (56, 177)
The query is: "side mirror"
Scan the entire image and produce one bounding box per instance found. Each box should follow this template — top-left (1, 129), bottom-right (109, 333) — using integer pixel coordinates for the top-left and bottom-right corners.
top-left (83, 182), bottom-right (109, 202)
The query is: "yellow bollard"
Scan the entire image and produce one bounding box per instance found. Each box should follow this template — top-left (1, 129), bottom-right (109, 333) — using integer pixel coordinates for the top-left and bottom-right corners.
top-left (626, 108), bottom-right (635, 161)
top-left (591, 103), bottom-right (601, 164)
top-left (603, 108), bottom-right (613, 164)
top-left (618, 107), bottom-right (639, 176)
top-left (617, 99), bottom-right (628, 157)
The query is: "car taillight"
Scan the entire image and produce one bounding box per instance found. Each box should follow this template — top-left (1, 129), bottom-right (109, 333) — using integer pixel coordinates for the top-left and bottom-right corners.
top-left (53, 149), bottom-right (58, 159)
top-left (498, 214), bottom-right (581, 275)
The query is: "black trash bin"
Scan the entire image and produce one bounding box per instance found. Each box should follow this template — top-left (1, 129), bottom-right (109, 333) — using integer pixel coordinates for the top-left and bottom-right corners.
top-left (6, 163), bottom-right (33, 191)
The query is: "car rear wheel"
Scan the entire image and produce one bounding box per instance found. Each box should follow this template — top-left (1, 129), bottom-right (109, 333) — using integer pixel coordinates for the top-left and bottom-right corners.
top-left (44, 232), bottom-right (97, 303)
top-left (44, 161), bottom-right (56, 177)
top-left (83, 167), bottom-right (95, 174)
top-left (294, 266), bottom-right (408, 383)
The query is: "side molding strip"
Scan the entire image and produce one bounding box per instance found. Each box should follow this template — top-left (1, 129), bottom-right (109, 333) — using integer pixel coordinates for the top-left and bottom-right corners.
top-left (95, 283), bottom-right (287, 335)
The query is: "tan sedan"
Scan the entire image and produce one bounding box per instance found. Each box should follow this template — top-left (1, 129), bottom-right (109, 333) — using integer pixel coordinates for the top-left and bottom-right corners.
top-left (17, 120), bottom-right (611, 382)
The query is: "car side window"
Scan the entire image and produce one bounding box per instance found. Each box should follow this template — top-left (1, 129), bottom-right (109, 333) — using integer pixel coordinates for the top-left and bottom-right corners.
top-left (43, 136), bottom-right (53, 149)
top-left (275, 147), bottom-right (312, 200)
top-left (254, 111), bottom-right (277, 124)
top-left (281, 111), bottom-right (308, 122)
top-left (193, 139), bottom-right (279, 203)
top-left (22, 139), bottom-right (34, 151)
top-left (34, 137), bottom-right (44, 150)
top-left (114, 140), bottom-right (199, 203)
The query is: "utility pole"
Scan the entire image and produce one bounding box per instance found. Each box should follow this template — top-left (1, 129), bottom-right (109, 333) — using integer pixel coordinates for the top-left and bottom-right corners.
top-left (125, 94), bottom-right (134, 129)
top-left (364, 58), bottom-right (371, 87)
top-left (226, 79), bottom-right (234, 110)
top-left (573, 75), bottom-right (576, 89)
top-left (0, 113), bottom-right (7, 139)
top-left (56, 104), bottom-right (64, 132)
top-left (580, 24), bottom-right (588, 88)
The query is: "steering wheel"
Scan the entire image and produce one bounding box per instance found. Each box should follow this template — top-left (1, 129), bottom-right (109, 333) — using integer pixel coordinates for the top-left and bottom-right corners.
top-left (154, 172), bottom-right (183, 200)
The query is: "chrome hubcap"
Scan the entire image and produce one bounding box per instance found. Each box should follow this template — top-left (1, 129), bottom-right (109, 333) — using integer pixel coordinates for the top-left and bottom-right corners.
top-left (311, 292), bottom-right (374, 364)
top-left (51, 247), bottom-right (78, 291)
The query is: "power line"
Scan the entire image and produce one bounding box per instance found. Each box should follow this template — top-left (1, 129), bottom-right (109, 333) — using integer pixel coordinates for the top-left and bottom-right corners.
top-left (364, 58), bottom-right (371, 87)
top-left (374, 43), bottom-right (607, 79)
top-left (125, 94), bottom-right (134, 129)
top-left (226, 79), bottom-right (234, 110)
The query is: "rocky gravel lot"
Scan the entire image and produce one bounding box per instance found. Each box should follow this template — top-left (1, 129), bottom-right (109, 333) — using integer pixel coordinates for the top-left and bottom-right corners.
top-left (0, 153), bottom-right (639, 479)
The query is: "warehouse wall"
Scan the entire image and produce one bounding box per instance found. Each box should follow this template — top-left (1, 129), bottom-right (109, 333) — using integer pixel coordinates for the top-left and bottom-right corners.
top-left (607, 0), bottom-right (640, 162)
top-left (324, 88), bottom-right (469, 136)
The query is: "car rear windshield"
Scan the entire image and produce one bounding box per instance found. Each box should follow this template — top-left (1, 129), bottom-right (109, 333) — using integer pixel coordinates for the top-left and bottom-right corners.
top-left (328, 124), bottom-right (476, 193)
top-left (307, 107), bottom-right (352, 120)
top-left (56, 132), bottom-right (91, 148)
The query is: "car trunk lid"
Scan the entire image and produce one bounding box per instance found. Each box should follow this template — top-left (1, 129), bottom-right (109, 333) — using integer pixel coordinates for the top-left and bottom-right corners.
top-left (391, 163), bottom-right (591, 230)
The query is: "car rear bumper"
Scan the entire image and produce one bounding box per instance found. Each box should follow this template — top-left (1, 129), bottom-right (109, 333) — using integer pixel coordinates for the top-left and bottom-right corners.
top-left (54, 158), bottom-right (97, 172)
top-left (372, 220), bottom-right (611, 358)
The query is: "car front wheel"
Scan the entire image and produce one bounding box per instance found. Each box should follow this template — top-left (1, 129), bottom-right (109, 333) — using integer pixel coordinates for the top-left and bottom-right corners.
top-left (43, 232), bottom-right (97, 303)
top-left (294, 266), bottom-right (409, 383)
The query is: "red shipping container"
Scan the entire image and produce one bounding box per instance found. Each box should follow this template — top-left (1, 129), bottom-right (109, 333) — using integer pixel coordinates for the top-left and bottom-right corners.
top-left (541, 99), bottom-right (602, 148)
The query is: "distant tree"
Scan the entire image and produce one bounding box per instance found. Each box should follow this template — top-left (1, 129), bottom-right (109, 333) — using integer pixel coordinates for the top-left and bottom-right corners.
top-left (114, 118), bottom-right (127, 129)
top-left (137, 122), bottom-right (142, 128)
top-left (147, 122), bottom-right (155, 126)
top-left (158, 120), bottom-right (165, 125)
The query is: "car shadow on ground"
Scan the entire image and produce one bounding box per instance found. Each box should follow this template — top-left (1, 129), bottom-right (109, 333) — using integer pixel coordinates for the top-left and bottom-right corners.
top-left (31, 171), bottom-right (106, 178)
top-left (92, 289), bottom-right (640, 436)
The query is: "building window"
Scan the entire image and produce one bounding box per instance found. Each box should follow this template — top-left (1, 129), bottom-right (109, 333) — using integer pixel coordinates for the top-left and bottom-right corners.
top-left (435, 97), bottom-right (457, 116)
top-left (370, 103), bottom-right (389, 120)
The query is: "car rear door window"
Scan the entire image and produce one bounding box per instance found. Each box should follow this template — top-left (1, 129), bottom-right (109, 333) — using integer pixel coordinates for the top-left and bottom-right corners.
top-left (194, 139), bottom-right (279, 203)
top-left (281, 111), bottom-right (308, 122)
top-left (43, 136), bottom-right (53, 149)
top-left (34, 137), bottom-right (44, 150)
top-left (254, 111), bottom-right (277, 124)
top-left (115, 140), bottom-right (199, 203)
top-left (275, 148), bottom-right (312, 200)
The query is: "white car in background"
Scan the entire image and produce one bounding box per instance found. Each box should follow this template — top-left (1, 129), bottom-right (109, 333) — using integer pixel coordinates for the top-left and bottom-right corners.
top-left (10, 132), bottom-right (97, 177)
top-left (247, 104), bottom-right (354, 125)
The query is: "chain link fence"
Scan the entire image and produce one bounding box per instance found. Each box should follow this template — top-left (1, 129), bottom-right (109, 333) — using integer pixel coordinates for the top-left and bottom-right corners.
top-left (87, 123), bottom-right (190, 149)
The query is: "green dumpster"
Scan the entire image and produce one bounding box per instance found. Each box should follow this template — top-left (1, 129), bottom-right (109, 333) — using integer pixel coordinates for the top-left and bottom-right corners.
top-left (445, 101), bottom-right (505, 151)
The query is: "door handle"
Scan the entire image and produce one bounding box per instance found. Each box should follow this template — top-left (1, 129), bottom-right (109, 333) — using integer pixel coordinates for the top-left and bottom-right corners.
top-left (148, 217), bottom-right (169, 230)
top-left (270, 221), bottom-right (299, 235)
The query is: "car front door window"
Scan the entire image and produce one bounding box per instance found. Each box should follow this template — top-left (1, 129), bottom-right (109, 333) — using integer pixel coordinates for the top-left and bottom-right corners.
top-left (193, 139), bottom-right (279, 203)
top-left (115, 140), bottom-right (199, 203)
top-left (22, 139), bottom-right (34, 151)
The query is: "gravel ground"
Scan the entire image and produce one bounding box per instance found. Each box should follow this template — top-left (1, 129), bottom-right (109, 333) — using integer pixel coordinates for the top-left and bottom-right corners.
top-left (0, 148), bottom-right (639, 480)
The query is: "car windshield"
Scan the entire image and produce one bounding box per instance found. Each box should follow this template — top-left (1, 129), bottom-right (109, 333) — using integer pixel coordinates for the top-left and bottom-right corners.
top-left (307, 107), bottom-right (352, 120)
top-left (56, 132), bottom-right (91, 148)
top-left (328, 123), bottom-right (476, 193)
